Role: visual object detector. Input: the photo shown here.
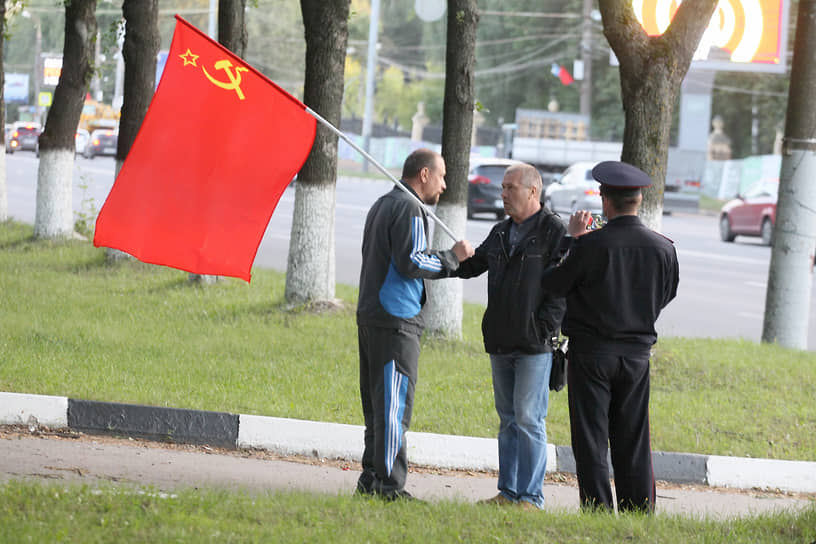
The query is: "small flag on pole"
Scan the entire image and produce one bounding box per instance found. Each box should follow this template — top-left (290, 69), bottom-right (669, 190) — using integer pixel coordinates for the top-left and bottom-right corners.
top-left (93, 16), bottom-right (316, 282)
top-left (551, 63), bottom-right (574, 86)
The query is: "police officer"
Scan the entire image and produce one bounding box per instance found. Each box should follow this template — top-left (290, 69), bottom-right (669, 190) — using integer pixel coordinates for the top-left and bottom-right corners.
top-left (541, 161), bottom-right (679, 513)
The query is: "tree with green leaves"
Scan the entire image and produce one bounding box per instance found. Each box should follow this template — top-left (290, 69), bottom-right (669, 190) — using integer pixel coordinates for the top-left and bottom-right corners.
top-left (285, 0), bottom-right (350, 305)
top-left (34, 0), bottom-right (97, 239)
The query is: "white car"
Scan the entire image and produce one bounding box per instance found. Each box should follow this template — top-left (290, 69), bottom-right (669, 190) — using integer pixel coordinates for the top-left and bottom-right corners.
top-left (543, 161), bottom-right (602, 215)
top-left (75, 128), bottom-right (90, 156)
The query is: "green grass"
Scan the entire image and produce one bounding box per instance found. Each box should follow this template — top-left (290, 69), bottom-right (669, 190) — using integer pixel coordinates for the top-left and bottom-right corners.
top-left (0, 481), bottom-right (813, 543)
top-left (1, 220), bottom-right (815, 461)
top-left (698, 194), bottom-right (726, 215)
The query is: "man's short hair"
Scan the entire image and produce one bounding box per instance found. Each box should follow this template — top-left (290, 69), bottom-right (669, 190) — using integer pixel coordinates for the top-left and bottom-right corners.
top-left (506, 163), bottom-right (542, 193)
top-left (402, 148), bottom-right (440, 180)
top-left (600, 186), bottom-right (641, 212)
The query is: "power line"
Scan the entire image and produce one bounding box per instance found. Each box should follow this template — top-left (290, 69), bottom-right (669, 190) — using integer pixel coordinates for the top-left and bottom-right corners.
top-left (480, 10), bottom-right (580, 19)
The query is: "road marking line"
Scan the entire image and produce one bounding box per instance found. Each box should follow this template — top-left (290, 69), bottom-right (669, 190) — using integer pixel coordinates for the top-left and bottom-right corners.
top-left (677, 249), bottom-right (766, 266)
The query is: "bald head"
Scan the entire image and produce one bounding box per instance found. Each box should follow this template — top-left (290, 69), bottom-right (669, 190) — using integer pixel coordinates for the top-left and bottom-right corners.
top-left (502, 163), bottom-right (542, 223)
top-left (505, 164), bottom-right (543, 194)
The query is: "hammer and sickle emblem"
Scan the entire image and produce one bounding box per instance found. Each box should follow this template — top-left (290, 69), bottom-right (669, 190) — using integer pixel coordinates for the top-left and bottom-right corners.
top-left (202, 59), bottom-right (249, 100)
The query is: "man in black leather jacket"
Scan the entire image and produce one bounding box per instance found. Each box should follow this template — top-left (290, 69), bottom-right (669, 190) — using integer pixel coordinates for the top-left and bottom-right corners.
top-left (455, 163), bottom-right (566, 510)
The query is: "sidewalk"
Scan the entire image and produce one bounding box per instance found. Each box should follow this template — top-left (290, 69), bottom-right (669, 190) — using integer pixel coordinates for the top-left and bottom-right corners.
top-left (3, 391), bottom-right (815, 492)
top-left (2, 429), bottom-right (812, 520)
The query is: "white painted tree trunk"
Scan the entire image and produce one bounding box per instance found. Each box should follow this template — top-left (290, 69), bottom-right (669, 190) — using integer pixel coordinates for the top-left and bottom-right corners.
top-left (284, 182), bottom-right (336, 304)
top-left (0, 149), bottom-right (7, 221)
top-left (424, 202), bottom-right (467, 338)
top-left (639, 200), bottom-right (663, 233)
top-left (762, 149), bottom-right (816, 349)
top-left (106, 159), bottom-right (130, 262)
top-left (34, 149), bottom-right (75, 238)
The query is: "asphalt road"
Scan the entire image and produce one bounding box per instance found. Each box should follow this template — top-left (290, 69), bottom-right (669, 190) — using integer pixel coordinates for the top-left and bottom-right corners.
top-left (5, 151), bottom-right (816, 349)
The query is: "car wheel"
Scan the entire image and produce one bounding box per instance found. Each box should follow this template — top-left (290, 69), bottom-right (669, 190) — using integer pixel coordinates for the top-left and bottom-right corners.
top-left (761, 218), bottom-right (773, 246)
top-left (495, 211), bottom-right (504, 220)
top-left (719, 215), bottom-right (736, 242)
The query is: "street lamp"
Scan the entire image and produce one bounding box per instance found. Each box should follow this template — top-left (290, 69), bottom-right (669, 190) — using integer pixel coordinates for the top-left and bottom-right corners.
top-left (21, 10), bottom-right (43, 124)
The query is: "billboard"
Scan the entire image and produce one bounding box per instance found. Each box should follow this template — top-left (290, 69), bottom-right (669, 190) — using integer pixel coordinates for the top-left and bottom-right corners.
top-left (633, 0), bottom-right (790, 73)
top-left (43, 56), bottom-right (63, 86)
top-left (4, 73), bottom-right (30, 104)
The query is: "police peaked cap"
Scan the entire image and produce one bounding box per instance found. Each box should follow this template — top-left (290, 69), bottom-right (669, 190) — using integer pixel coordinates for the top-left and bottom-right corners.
top-left (592, 161), bottom-right (652, 190)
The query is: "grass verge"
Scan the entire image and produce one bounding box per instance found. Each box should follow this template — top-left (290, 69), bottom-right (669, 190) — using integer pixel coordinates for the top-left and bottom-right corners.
top-left (1, 220), bottom-right (814, 460)
top-left (0, 481), bottom-right (813, 543)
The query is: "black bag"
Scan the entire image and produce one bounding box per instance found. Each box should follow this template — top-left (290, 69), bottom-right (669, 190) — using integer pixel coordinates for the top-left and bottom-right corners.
top-left (549, 338), bottom-right (568, 392)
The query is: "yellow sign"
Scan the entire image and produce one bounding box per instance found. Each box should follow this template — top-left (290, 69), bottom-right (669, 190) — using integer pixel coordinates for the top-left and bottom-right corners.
top-left (38, 92), bottom-right (52, 107)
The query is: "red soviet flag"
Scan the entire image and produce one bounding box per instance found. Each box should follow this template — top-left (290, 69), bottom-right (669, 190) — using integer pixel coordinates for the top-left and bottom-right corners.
top-left (94, 16), bottom-right (316, 282)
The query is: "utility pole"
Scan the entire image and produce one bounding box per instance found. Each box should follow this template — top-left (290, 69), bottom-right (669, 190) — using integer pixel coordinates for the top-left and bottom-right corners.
top-left (33, 17), bottom-right (42, 123)
top-left (579, 0), bottom-right (593, 133)
top-left (762, 0), bottom-right (816, 349)
top-left (361, 0), bottom-right (380, 173)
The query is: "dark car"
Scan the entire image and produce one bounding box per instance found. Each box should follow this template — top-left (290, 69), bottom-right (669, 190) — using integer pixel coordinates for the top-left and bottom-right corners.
top-left (9, 123), bottom-right (42, 152)
top-left (84, 129), bottom-right (118, 159)
top-left (467, 158), bottom-right (523, 219)
top-left (719, 178), bottom-right (778, 245)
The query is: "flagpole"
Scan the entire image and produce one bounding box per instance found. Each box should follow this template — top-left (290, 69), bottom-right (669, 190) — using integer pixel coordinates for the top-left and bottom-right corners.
top-left (304, 107), bottom-right (459, 243)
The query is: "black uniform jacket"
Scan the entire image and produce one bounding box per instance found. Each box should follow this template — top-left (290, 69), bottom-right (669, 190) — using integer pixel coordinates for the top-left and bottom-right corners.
top-left (541, 215), bottom-right (679, 353)
top-left (455, 209), bottom-right (567, 354)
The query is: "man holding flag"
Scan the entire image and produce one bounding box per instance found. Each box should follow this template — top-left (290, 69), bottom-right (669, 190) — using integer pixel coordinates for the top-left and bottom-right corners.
top-left (356, 149), bottom-right (473, 501)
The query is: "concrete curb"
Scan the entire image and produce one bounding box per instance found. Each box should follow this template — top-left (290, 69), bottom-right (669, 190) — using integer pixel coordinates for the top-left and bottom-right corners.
top-left (2, 391), bottom-right (814, 494)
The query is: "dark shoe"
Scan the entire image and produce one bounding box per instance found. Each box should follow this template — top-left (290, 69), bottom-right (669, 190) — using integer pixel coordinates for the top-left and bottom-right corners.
top-left (378, 489), bottom-right (423, 503)
top-left (355, 470), bottom-right (375, 496)
top-left (354, 481), bottom-right (374, 496)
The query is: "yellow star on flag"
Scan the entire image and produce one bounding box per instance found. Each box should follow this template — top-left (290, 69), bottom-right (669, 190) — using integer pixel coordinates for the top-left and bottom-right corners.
top-left (179, 49), bottom-right (199, 67)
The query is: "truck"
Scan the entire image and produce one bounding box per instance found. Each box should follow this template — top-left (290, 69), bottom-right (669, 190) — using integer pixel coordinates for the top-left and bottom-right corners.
top-left (500, 108), bottom-right (699, 213)
top-left (79, 98), bottom-right (120, 132)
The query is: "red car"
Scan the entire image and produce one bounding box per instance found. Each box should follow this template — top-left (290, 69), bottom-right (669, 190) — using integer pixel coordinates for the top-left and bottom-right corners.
top-left (719, 178), bottom-right (778, 245)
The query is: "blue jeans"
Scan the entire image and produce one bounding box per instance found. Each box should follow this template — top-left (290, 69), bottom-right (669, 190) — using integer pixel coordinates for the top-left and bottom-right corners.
top-left (490, 352), bottom-right (552, 508)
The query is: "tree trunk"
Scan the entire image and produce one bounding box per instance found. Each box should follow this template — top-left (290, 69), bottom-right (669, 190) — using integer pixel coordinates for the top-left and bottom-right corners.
top-left (762, 0), bottom-right (816, 350)
top-left (34, 0), bottom-right (97, 239)
top-left (119, 0), bottom-right (159, 162)
top-left (189, 0), bottom-right (247, 284)
top-left (285, 0), bottom-right (349, 305)
top-left (110, 0), bottom-right (159, 262)
top-left (599, 0), bottom-right (718, 231)
top-left (219, 0), bottom-right (248, 57)
top-left (0, 1), bottom-right (7, 222)
top-left (425, 0), bottom-right (478, 338)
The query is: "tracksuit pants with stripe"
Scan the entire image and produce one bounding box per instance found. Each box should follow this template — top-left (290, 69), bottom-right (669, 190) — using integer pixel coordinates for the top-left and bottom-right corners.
top-left (357, 324), bottom-right (420, 496)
